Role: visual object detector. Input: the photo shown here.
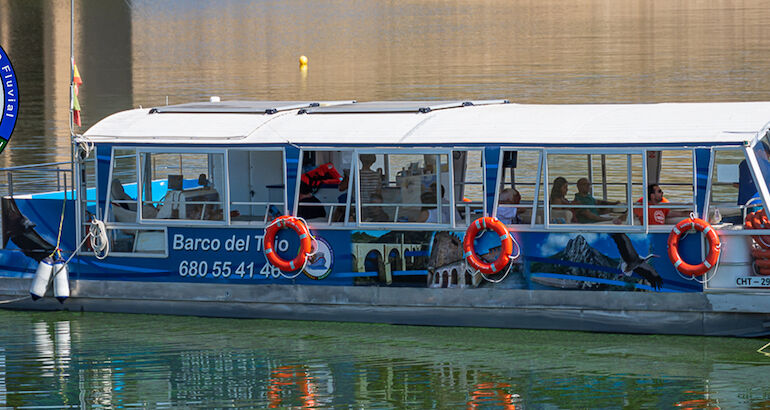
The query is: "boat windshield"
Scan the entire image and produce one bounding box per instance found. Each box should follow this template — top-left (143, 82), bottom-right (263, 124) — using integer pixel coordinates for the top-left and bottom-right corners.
top-left (751, 130), bottom-right (770, 211)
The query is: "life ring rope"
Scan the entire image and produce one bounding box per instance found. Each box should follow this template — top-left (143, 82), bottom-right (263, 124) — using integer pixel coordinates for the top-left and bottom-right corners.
top-left (264, 215), bottom-right (316, 278)
top-left (479, 230), bottom-right (521, 284)
top-left (462, 217), bottom-right (520, 281)
top-left (667, 216), bottom-right (721, 281)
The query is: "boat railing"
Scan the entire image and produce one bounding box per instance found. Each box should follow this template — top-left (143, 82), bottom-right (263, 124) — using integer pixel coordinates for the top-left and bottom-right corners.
top-left (298, 200), bottom-right (483, 226)
top-left (0, 161), bottom-right (75, 198)
top-left (229, 200), bottom-right (284, 224)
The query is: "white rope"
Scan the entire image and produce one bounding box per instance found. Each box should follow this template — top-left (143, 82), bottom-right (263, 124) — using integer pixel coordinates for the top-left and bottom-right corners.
top-left (479, 232), bottom-right (521, 283)
top-left (279, 267), bottom-right (304, 279)
top-left (49, 223), bottom-right (100, 282)
top-left (758, 341), bottom-right (770, 357)
top-left (89, 219), bottom-right (110, 259)
top-left (685, 242), bottom-right (722, 285)
top-left (0, 295), bottom-right (30, 305)
top-left (74, 135), bottom-right (94, 159)
top-left (480, 263), bottom-right (513, 284)
top-left (65, 230), bottom-right (97, 266)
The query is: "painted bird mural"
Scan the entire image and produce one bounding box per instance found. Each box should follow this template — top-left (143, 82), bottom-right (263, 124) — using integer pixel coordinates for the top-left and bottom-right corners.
top-left (610, 232), bottom-right (663, 290)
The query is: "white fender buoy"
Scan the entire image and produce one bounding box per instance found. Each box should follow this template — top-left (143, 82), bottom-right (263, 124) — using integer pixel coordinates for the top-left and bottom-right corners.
top-left (53, 258), bottom-right (70, 303)
top-left (30, 257), bottom-right (54, 300)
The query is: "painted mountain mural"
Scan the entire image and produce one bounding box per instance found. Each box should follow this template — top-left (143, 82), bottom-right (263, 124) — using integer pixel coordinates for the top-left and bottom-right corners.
top-left (530, 235), bottom-right (647, 290)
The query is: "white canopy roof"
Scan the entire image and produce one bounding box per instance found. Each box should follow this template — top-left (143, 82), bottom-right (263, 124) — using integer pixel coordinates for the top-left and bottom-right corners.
top-left (83, 100), bottom-right (770, 146)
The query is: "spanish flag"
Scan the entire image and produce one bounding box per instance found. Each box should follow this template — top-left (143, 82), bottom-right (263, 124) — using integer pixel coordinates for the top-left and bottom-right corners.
top-left (72, 60), bottom-right (83, 126)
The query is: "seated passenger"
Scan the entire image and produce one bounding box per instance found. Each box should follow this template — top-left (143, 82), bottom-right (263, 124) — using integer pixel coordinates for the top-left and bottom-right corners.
top-left (418, 186), bottom-right (462, 224)
top-left (363, 192), bottom-right (390, 222)
top-left (637, 184), bottom-right (690, 224)
top-left (573, 178), bottom-right (619, 223)
top-left (615, 184), bottom-right (688, 225)
top-left (550, 177), bottom-right (574, 223)
top-left (497, 188), bottom-right (521, 224)
top-left (297, 182), bottom-right (327, 220)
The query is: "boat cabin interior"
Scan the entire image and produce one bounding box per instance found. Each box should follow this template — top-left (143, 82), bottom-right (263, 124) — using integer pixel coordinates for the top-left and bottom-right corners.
top-left (98, 143), bottom-right (764, 257)
top-left (65, 100), bottom-right (769, 259)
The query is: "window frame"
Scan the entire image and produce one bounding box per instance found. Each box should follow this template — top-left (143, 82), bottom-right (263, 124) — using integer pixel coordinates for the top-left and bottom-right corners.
top-left (545, 148), bottom-right (646, 232)
top-left (494, 147), bottom-right (662, 233)
top-left (135, 147), bottom-right (229, 227)
top-left (101, 146), bottom-right (168, 258)
top-left (294, 147), bottom-right (356, 228)
top-left (494, 148), bottom-right (544, 231)
top-left (346, 147), bottom-right (484, 229)
top-left (450, 148), bottom-right (487, 228)
top-left (644, 148), bottom-right (698, 232)
top-left (227, 147), bottom-right (287, 227)
top-left (704, 146), bottom-right (745, 227)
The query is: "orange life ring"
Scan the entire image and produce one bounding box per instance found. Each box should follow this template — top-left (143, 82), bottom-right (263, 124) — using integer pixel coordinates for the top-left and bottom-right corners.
top-left (751, 248), bottom-right (770, 259)
top-left (754, 258), bottom-right (770, 269)
top-left (757, 267), bottom-right (770, 276)
top-left (745, 210), bottom-right (770, 249)
top-left (667, 217), bottom-right (721, 277)
top-left (264, 215), bottom-right (313, 272)
top-left (462, 217), bottom-right (514, 274)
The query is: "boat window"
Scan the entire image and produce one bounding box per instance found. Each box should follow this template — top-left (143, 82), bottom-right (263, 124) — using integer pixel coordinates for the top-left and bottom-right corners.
top-left (139, 152), bottom-right (226, 223)
top-left (103, 227), bottom-right (167, 256)
top-left (545, 152), bottom-right (640, 227)
top-left (709, 148), bottom-right (747, 227)
top-left (228, 149), bottom-right (286, 225)
top-left (648, 150), bottom-right (695, 226)
top-left (103, 148), bottom-right (167, 256)
top-left (107, 149), bottom-right (140, 224)
top-left (358, 152), bottom-right (454, 224)
top-left (496, 150), bottom-right (543, 225)
top-left (296, 149), bottom-right (352, 225)
top-left (451, 150), bottom-right (485, 227)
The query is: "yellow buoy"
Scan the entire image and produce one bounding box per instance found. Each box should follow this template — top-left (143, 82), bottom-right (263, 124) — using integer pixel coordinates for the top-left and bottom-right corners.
top-left (299, 55), bottom-right (308, 66)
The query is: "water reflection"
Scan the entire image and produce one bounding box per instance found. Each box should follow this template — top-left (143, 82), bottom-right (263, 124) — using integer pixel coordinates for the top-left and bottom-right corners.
top-left (0, 347), bottom-right (5, 407)
top-left (32, 320), bottom-right (70, 379)
top-left (1, 311), bottom-right (769, 407)
top-left (0, 0), bottom-right (131, 166)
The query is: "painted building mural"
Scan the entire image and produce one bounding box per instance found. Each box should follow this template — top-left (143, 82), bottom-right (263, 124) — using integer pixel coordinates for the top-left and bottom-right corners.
top-left (346, 228), bottom-right (701, 292)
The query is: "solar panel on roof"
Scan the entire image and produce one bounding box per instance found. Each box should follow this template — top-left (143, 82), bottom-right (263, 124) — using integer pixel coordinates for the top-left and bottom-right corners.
top-left (149, 101), bottom-right (321, 115)
top-left (299, 99), bottom-right (509, 114)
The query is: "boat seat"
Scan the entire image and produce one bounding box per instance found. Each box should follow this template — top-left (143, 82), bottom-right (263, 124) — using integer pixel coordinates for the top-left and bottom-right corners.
top-left (111, 179), bottom-right (136, 211)
top-left (112, 201), bottom-right (159, 222)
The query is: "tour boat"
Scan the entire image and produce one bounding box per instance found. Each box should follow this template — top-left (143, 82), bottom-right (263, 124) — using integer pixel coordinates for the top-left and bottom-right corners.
top-left (1, 99), bottom-right (770, 336)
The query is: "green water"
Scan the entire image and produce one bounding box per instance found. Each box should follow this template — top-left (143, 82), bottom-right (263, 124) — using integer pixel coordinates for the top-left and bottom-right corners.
top-left (1, 310), bottom-right (769, 408)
